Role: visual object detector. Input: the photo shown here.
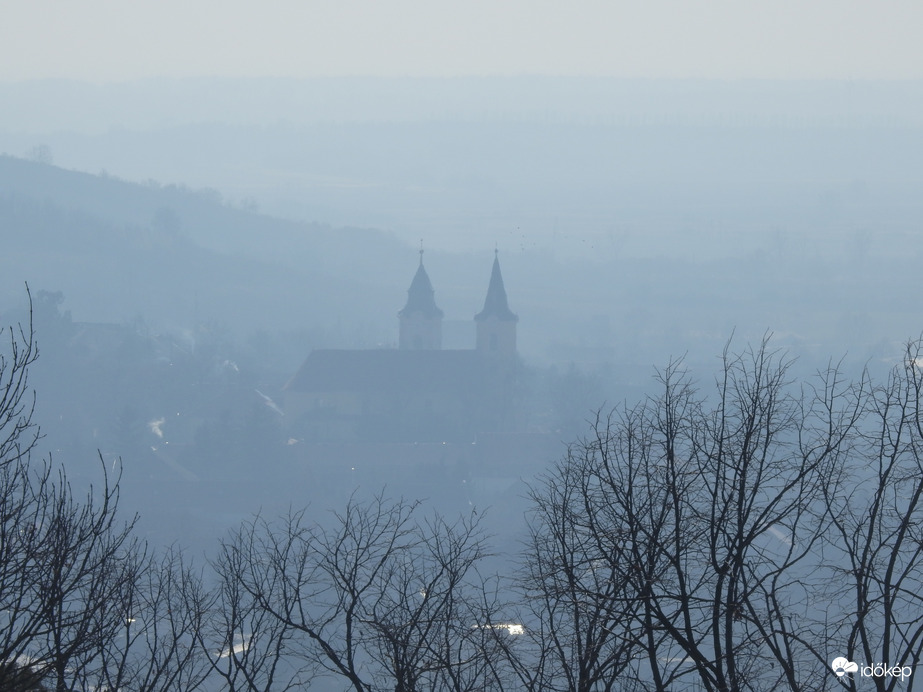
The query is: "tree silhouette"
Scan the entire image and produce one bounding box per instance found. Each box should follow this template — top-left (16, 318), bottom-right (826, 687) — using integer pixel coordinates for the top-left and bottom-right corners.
top-left (518, 339), bottom-right (872, 691)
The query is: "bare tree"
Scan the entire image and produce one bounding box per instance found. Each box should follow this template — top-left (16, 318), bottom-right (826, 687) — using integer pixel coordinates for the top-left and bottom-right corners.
top-left (32, 462), bottom-right (140, 692)
top-left (522, 339), bottom-right (866, 691)
top-left (26, 144), bottom-right (53, 165)
top-left (87, 547), bottom-right (212, 692)
top-left (353, 511), bottom-right (496, 692)
top-left (0, 290), bottom-right (166, 692)
top-left (502, 440), bottom-right (642, 692)
top-left (201, 518), bottom-right (309, 692)
top-left (0, 660), bottom-right (48, 691)
top-left (820, 341), bottom-right (923, 692)
top-left (0, 289), bottom-right (44, 680)
top-left (220, 494), bottom-right (500, 692)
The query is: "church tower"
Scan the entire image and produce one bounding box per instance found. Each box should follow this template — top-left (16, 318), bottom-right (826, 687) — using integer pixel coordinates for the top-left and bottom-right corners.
top-left (475, 251), bottom-right (518, 354)
top-left (399, 251), bottom-right (443, 350)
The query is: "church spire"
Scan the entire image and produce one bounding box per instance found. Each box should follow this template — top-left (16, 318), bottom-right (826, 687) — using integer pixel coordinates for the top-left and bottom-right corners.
top-left (400, 256), bottom-right (443, 320)
top-left (475, 251), bottom-right (517, 354)
top-left (475, 251), bottom-right (517, 323)
top-left (399, 251), bottom-right (443, 349)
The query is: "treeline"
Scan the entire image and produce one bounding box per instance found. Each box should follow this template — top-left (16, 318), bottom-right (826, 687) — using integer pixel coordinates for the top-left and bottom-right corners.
top-left (4, 303), bottom-right (923, 691)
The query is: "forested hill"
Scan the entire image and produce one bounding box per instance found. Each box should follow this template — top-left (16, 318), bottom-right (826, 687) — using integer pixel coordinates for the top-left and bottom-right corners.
top-left (0, 155), bottom-right (409, 339)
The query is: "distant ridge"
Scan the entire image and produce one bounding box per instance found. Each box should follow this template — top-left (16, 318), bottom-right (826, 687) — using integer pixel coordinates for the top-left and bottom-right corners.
top-left (0, 155), bottom-right (408, 338)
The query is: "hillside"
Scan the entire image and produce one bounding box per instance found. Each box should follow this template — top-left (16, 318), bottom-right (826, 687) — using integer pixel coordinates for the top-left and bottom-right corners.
top-left (0, 155), bottom-right (410, 342)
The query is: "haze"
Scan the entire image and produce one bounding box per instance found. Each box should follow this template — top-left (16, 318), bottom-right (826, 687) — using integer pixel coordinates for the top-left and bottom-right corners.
top-left (3, 0), bottom-right (923, 81)
top-left (2, 5), bottom-right (923, 687)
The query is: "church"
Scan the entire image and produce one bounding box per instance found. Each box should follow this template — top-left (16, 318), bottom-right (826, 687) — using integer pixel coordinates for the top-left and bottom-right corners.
top-left (283, 252), bottom-right (522, 443)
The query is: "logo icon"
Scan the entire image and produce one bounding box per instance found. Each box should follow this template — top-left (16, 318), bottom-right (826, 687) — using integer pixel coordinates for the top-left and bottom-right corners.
top-left (831, 657), bottom-right (859, 677)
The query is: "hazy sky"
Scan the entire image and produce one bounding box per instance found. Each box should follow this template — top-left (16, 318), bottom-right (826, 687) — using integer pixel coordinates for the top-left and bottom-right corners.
top-left (2, 0), bottom-right (922, 82)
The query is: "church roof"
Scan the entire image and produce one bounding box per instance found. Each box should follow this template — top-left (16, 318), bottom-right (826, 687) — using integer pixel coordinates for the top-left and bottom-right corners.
top-left (285, 349), bottom-right (503, 394)
top-left (475, 254), bottom-right (518, 322)
top-left (399, 258), bottom-right (443, 319)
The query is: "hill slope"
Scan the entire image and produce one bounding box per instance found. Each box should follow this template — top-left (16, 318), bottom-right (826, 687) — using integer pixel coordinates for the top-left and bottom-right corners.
top-left (0, 155), bottom-right (410, 341)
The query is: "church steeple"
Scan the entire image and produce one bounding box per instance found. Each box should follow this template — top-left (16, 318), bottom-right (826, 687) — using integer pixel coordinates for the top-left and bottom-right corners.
top-left (399, 250), bottom-right (443, 350)
top-left (475, 251), bottom-right (517, 354)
